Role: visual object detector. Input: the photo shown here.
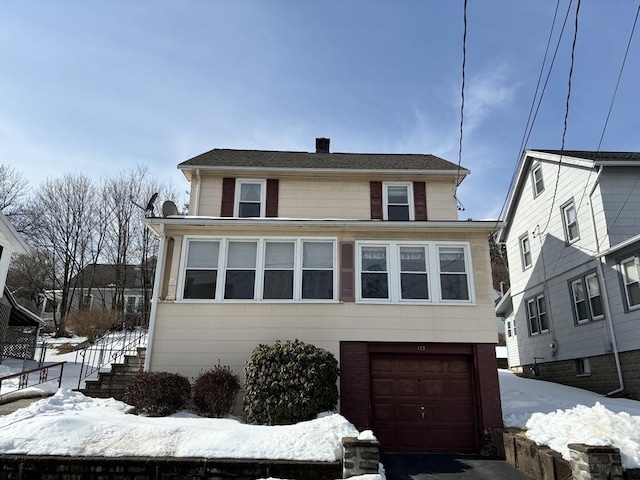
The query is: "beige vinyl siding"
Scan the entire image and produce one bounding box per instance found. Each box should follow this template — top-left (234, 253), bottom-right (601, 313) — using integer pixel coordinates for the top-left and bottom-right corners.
top-left (194, 176), bottom-right (223, 217)
top-left (426, 179), bottom-right (458, 220)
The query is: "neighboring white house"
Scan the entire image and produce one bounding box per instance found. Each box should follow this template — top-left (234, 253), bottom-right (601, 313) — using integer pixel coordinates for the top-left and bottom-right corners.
top-left (144, 138), bottom-right (504, 453)
top-left (497, 150), bottom-right (640, 399)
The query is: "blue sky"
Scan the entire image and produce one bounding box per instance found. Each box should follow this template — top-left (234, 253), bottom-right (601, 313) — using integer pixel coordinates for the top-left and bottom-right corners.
top-left (1, 0), bottom-right (638, 220)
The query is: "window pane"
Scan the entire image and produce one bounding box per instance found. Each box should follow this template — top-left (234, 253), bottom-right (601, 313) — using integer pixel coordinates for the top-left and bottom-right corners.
top-left (629, 283), bottom-right (640, 306)
top-left (623, 259), bottom-right (639, 283)
top-left (528, 301), bottom-right (539, 334)
top-left (187, 241), bottom-right (219, 269)
top-left (240, 183), bottom-right (261, 201)
top-left (590, 296), bottom-right (603, 318)
top-left (565, 204), bottom-right (576, 224)
top-left (572, 281), bottom-right (585, 302)
top-left (586, 275), bottom-right (603, 317)
top-left (238, 202), bottom-right (261, 217)
top-left (387, 186), bottom-right (408, 203)
top-left (224, 270), bottom-right (255, 299)
top-left (227, 242), bottom-right (257, 268)
top-left (263, 271), bottom-right (294, 299)
top-left (265, 242), bottom-right (294, 268)
top-left (362, 273), bottom-right (389, 298)
top-left (440, 274), bottom-right (469, 300)
top-left (303, 242), bottom-right (333, 268)
top-left (184, 270), bottom-right (217, 299)
top-left (400, 247), bottom-right (426, 272)
top-left (537, 296), bottom-right (549, 331)
top-left (362, 247), bottom-right (387, 272)
top-left (439, 248), bottom-right (466, 273)
top-left (302, 271), bottom-right (333, 299)
top-left (401, 273), bottom-right (428, 299)
top-left (575, 300), bottom-right (588, 321)
top-left (388, 205), bottom-right (410, 221)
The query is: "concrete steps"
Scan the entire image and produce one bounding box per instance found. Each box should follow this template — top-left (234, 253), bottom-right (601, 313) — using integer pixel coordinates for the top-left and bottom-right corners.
top-left (79, 348), bottom-right (146, 401)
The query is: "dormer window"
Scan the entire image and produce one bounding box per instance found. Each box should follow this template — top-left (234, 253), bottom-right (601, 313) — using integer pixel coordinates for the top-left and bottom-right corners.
top-left (532, 164), bottom-right (544, 197)
top-left (235, 180), bottom-right (265, 217)
top-left (384, 183), bottom-right (414, 221)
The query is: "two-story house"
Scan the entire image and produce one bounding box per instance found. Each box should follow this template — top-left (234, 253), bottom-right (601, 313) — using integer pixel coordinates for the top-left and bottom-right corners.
top-left (144, 138), bottom-right (503, 452)
top-left (497, 150), bottom-right (640, 400)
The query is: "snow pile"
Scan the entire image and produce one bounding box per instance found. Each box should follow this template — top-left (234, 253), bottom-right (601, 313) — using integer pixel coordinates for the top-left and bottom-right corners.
top-left (0, 389), bottom-right (358, 461)
top-left (525, 403), bottom-right (640, 469)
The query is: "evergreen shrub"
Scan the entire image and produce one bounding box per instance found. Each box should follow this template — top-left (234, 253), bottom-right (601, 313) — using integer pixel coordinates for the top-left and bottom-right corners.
top-left (193, 365), bottom-right (241, 417)
top-left (243, 339), bottom-right (339, 425)
top-left (123, 371), bottom-right (191, 416)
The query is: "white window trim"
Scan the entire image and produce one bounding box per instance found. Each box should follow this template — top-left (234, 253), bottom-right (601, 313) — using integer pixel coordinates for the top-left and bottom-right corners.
top-left (561, 200), bottom-right (579, 243)
top-left (355, 240), bottom-right (475, 305)
top-left (570, 278), bottom-right (590, 324)
top-left (178, 236), bottom-right (337, 303)
top-left (531, 164), bottom-right (544, 197)
top-left (585, 272), bottom-right (604, 321)
top-left (527, 294), bottom-right (549, 335)
top-left (570, 272), bottom-right (605, 323)
top-left (519, 234), bottom-right (532, 270)
top-left (382, 182), bottom-right (415, 221)
top-left (620, 255), bottom-right (640, 310)
top-left (234, 179), bottom-right (266, 218)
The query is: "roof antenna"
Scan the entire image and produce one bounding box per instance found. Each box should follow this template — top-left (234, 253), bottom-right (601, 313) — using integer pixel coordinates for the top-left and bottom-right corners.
top-left (131, 192), bottom-right (159, 217)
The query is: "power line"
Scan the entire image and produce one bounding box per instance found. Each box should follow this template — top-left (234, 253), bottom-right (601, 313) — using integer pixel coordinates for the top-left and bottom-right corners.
top-left (454, 0), bottom-right (468, 209)
top-left (597, 3), bottom-right (640, 151)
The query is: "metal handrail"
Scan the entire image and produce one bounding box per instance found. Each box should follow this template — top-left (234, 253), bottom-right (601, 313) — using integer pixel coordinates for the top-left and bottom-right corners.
top-left (0, 362), bottom-right (66, 401)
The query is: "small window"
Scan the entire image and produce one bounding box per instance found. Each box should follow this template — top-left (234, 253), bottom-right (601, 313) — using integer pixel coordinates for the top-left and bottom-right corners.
top-left (570, 272), bottom-right (604, 323)
top-left (506, 320), bottom-right (512, 337)
top-left (620, 255), bottom-right (640, 309)
top-left (224, 241), bottom-right (258, 299)
top-left (562, 201), bottom-right (579, 243)
top-left (527, 294), bottom-right (548, 335)
top-left (235, 180), bottom-right (265, 218)
top-left (438, 247), bottom-right (469, 301)
top-left (399, 246), bottom-right (428, 300)
top-left (575, 358), bottom-right (591, 376)
top-left (519, 234), bottom-right (532, 270)
top-left (184, 241), bottom-right (220, 299)
top-left (361, 245), bottom-right (389, 299)
top-left (383, 184), bottom-right (413, 221)
top-left (532, 165), bottom-right (544, 196)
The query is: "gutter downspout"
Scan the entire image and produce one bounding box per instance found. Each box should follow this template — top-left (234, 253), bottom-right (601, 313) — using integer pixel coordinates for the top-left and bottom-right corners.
top-left (144, 223), bottom-right (166, 372)
top-left (194, 168), bottom-right (201, 216)
top-left (588, 167), bottom-right (624, 396)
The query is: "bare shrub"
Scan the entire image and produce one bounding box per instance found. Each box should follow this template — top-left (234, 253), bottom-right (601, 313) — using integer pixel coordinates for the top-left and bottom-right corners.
top-left (65, 309), bottom-right (119, 342)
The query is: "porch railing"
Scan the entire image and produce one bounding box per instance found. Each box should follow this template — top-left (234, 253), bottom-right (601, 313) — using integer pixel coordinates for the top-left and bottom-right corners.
top-left (0, 362), bottom-right (65, 402)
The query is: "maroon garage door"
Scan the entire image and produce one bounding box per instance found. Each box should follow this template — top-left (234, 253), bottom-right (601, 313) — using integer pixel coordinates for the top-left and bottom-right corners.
top-left (370, 353), bottom-right (478, 452)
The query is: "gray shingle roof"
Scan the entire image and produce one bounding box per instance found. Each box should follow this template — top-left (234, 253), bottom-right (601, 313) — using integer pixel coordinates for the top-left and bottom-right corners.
top-left (179, 148), bottom-right (464, 172)
top-left (534, 150), bottom-right (640, 162)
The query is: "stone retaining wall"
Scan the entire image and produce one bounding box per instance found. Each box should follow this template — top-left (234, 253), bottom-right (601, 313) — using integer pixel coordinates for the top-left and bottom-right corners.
top-left (0, 455), bottom-right (342, 480)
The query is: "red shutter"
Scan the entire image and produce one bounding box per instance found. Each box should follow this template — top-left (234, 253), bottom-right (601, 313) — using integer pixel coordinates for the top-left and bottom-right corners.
top-left (221, 177), bottom-right (235, 217)
top-left (266, 179), bottom-right (279, 217)
top-left (340, 241), bottom-right (355, 302)
top-left (413, 181), bottom-right (427, 220)
top-left (370, 181), bottom-right (383, 220)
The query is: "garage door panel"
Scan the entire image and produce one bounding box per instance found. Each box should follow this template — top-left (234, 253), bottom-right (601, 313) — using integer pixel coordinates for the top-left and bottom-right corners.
top-left (448, 359), bottom-right (471, 373)
top-left (397, 379), bottom-right (419, 395)
top-left (421, 379), bottom-right (446, 396)
top-left (372, 403), bottom-right (395, 421)
top-left (421, 359), bottom-right (445, 373)
top-left (372, 378), bottom-right (395, 396)
top-left (371, 357), bottom-right (394, 373)
top-left (450, 379), bottom-right (473, 396)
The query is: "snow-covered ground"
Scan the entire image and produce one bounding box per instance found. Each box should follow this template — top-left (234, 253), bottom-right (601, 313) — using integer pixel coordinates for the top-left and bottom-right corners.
top-left (1, 346), bottom-right (639, 474)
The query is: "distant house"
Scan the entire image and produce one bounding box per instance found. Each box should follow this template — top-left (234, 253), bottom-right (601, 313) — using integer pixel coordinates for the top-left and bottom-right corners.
top-left (143, 138), bottom-right (503, 453)
top-left (0, 212), bottom-right (44, 360)
top-left (496, 150), bottom-right (639, 399)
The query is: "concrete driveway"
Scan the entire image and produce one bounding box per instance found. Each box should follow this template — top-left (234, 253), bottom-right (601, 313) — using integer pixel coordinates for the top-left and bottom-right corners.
top-left (381, 453), bottom-right (532, 480)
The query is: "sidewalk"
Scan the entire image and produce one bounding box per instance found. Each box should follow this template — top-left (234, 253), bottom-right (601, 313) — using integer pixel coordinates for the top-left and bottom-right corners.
top-left (0, 396), bottom-right (49, 416)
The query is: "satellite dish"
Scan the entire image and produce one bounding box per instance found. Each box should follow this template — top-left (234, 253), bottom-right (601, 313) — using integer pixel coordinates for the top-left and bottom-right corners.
top-left (162, 200), bottom-right (179, 217)
top-left (145, 192), bottom-right (159, 217)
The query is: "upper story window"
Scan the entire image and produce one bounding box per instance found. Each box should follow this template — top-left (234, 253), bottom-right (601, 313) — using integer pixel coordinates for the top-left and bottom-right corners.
top-left (531, 164), bottom-right (544, 197)
top-left (527, 294), bottom-right (548, 335)
top-left (561, 200), bottom-right (579, 243)
top-left (383, 183), bottom-right (414, 221)
top-left (620, 255), bottom-right (640, 310)
top-left (180, 237), bottom-right (336, 302)
top-left (570, 272), bottom-right (604, 324)
top-left (357, 241), bottom-right (472, 303)
top-left (235, 180), bottom-right (266, 217)
top-left (519, 234), bottom-right (532, 270)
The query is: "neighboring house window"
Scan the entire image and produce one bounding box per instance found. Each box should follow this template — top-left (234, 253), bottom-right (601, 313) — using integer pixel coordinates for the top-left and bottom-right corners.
top-left (82, 294), bottom-right (93, 309)
top-left (620, 255), bottom-right (640, 309)
top-left (438, 246), bottom-right (469, 301)
top-left (180, 237), bottom-right (336, 302)
top-left (527, 294), bottom-right (549, 335)
top-left (125, 295), bottom-right (142, 314)
top-left (183, 240), bottom-right (220, 299)
top-left (235, 180), bottom-right (265, 217)
top-left (561, 200), bottom-right (579, 243)
top-left (575, 358), bottom-right (591, 376)
top-left (532, 164), bottom-right (544, 196)
top-left (570, 272), bottom-right (604, 323)
top-left (383, 183), bottom-right (414, 221)
top-left (356, 241), bottom-right (472, 303)
top-left (519, 234), bottom-right (532, 270)
top-left (506, 320), bottom-right (512, 337)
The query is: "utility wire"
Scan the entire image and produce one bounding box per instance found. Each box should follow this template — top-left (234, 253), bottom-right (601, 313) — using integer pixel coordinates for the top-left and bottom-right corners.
top-left (597, 3), bottom-right (640, 151)
top-left (540, 0), bottom-right (581, 235)
top-left (454, 0), bottom-right (468, 210)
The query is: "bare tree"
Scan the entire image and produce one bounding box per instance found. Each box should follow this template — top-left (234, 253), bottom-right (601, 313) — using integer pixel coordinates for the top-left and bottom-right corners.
top-left (6, 247), bottom-right (55, 315)
top-left (0, 164), bottom-right (31, 233)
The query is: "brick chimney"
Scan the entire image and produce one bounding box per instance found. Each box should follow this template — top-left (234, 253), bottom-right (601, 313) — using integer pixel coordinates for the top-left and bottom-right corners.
top-left (316, 137), bottom-right (330, 153)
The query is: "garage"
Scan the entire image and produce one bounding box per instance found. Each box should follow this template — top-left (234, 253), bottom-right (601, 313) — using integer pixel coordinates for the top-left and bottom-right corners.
top-left (370, 353), bottom-right (477, 452)
top-left (340, 342), bottom-right (502, 454)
